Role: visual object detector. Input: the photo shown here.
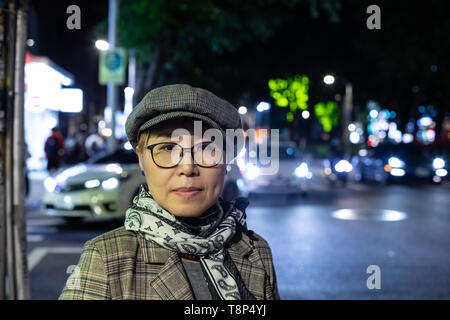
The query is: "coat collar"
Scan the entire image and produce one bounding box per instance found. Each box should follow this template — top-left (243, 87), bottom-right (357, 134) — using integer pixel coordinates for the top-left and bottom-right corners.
top-left (138, 235), bottom-right (170, 264)
top-left (137, 237), bottom-right (192, 299)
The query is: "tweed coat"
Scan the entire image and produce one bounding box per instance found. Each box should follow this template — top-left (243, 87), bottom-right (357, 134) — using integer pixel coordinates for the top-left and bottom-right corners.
top-left (59, 226), bottom-right (280, 300)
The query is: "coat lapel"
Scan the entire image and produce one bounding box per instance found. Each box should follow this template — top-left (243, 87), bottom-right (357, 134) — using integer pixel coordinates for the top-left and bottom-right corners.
top-left (228, 232), bottom-right (266, 300)
top-left (138, 237), bottom-right (194, 300)
top-left (149, 250), bottom-right (195, 300)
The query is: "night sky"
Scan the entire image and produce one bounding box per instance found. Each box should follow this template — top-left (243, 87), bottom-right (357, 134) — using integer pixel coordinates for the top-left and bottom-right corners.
top-left (28, 0), bottom-right (450, 135)
top-left (29, 0), bottom-right (108, 116)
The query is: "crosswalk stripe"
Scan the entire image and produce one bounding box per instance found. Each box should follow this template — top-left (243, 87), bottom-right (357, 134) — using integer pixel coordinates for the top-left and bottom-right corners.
top-left (28, 246), bottom-right (83, 272)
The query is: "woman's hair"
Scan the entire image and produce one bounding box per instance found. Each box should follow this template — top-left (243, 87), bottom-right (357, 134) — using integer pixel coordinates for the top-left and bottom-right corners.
top-left (135, 117), bottom-right (215, 154)
top-left (136, 129), bottom-right (151, 153)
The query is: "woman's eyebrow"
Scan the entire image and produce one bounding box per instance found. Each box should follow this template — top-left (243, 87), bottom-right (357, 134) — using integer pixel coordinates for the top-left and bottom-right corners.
top-left (146, 136), bottom-right (173, 144)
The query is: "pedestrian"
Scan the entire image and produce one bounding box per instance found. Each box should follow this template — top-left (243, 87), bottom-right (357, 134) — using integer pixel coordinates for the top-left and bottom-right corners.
top-left (85, 130), bottom-right (105, 158)
top-left (59, 84), bottom-right (279, 300)
top-left (44, 127), bottom-right (65, 174)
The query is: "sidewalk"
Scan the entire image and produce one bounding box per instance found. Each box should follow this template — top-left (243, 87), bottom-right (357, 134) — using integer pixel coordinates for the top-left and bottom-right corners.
top-left (26, 170), bottom-right (49, 215)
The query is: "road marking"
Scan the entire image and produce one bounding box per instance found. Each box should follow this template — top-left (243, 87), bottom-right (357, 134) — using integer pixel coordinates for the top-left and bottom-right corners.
top-left (28, 246), bottom-right (83, 272)
top-left (27, 234), bottom-right (45, 242)
top-left (26, 218), bottom-right (62, 227)
top-left (26, 226), bottom-right (60, 234)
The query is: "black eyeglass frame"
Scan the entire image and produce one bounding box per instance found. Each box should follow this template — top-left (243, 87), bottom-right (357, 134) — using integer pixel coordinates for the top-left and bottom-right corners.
top-left (145, 141), bottom-right (224, 168)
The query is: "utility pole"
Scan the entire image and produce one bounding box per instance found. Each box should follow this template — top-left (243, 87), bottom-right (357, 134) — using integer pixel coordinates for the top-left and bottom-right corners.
top-left (0, 0), bottom-right (30, 300)
top-left (0, 0), bottom-right (7, 301)
top-left (323, 74), bottom-right (353, 157)
top-left (106, 0), bottom-right (119, 153)
top-left (342, 83), bottom-right (353, 157)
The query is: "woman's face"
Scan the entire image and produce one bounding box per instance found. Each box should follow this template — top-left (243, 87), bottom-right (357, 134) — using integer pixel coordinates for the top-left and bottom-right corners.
top-left (136, 119), bottom-right (226, 217)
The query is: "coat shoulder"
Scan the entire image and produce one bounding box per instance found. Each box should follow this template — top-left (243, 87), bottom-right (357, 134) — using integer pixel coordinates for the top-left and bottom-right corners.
top-left (243, 230), bottom-right (275, 271)
top-left (85, 226), bottom-right (139, 259)
top-left (245, 230), bottom-right (272, 252)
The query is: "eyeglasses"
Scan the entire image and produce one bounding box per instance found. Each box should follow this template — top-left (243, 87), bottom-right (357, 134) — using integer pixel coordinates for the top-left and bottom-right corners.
top-left (146, 141), bottom-right (224, 168)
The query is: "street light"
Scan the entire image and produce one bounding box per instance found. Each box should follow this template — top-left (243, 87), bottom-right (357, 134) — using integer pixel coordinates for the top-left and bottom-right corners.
top-left (255, 102), bottom-right (271, 127)
top-left (95, 39), bottom-right (110, 51)
top-left (301, 110), bottom-right (310, 119)
top-left (323, 74), bottom-right (335, 85)
top-left (256, 102), bottom-right (270, 112)
top-left (238, 106), bottom-right (248, 115)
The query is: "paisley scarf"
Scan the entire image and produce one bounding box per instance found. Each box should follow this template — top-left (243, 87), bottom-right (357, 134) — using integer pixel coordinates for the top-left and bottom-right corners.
top-left (124, 185), bottom-right (254, 300)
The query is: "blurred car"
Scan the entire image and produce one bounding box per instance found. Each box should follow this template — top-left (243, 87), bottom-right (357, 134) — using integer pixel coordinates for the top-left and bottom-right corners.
top-left (42, 144), bottom-right (244, 223)
top-left (322, 138), bottom-right (353, 186)
top-left (323, 157), bottom-right (353, 186)
top-left (42, 146), bottom-right (144, 222)
top-left (222, 162), bottom-right (249, 201)
top-left (236, 141), bottom-right (312, 196)
top-left (352, 143), bottom-right (448, 184)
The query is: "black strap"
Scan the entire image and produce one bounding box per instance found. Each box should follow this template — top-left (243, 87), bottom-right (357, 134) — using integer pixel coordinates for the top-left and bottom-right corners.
top-left (223, 250), bottom-right (257, 300)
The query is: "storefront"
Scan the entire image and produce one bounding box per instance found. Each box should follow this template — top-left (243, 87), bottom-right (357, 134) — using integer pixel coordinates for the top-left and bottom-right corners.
top-left (24, 52), bottom-right (83, 170)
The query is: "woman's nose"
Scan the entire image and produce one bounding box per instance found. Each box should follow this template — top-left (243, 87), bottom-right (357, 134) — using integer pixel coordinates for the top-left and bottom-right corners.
top-left (177, 150), bottom-right (198, 176)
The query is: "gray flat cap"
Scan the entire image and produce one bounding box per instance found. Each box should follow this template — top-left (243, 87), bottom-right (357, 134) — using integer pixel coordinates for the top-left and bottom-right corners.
top-left (126, 84), bottom-right (242, 149)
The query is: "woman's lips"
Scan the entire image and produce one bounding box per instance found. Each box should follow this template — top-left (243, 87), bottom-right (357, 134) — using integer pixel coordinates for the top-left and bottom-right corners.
top-left (172, 187), bottom-right (203, 199)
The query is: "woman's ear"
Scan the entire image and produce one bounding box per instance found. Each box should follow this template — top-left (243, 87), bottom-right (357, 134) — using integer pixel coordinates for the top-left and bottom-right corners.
top-left (135, 147), bottom-right (144, 171)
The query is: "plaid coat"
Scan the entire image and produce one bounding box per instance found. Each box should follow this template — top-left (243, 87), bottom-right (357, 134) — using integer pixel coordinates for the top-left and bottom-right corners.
top-left (59, 226), bottom-right (280, 300)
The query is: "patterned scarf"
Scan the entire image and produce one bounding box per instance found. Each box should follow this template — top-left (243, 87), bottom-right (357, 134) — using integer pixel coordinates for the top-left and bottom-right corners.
top-left (124, 185), bottom-right (253, 300)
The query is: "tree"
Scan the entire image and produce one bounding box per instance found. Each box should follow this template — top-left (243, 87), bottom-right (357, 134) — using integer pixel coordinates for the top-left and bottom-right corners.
top-left (93, 0), bottom-right (342, 100)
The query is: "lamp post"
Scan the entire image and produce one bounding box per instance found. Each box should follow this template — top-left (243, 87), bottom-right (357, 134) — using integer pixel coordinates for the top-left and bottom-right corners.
top-left (95, 0), bottom-right (120, 153)
top-left (255, 101), bottom-right (271, 128)
top-left (106, 0), bottom-right (119, 153)
top-left (323, 74), bottom-right (353, 157)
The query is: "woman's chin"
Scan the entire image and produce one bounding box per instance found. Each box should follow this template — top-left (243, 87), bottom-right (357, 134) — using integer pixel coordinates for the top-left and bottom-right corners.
top-left (162, 198), bottom-right (203, 217)
top-left (170, 206), bottom-right (205, 218)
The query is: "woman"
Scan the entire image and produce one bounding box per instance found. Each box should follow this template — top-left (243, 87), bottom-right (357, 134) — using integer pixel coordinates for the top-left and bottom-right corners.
top-left (59, 84), bottom-right (279, 300)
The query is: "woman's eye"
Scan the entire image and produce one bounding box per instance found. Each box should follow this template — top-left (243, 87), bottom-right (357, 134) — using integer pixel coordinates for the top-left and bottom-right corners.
top-left (163, 144), bottom-right (175, 151)
top-left (158, 144), bottom-right (175, 151)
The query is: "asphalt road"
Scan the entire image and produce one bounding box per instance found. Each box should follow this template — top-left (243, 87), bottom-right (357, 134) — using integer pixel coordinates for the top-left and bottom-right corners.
top-left (25, 173), bottom-right (450, 300)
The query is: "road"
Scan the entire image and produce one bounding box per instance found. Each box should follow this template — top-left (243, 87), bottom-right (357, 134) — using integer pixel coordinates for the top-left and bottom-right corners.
top-left (26, 171), bottom-right (450, 300)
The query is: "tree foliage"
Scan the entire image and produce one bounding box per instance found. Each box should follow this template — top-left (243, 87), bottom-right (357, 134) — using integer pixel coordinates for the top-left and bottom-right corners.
top-left (93, 0), bottom-right (342, 100)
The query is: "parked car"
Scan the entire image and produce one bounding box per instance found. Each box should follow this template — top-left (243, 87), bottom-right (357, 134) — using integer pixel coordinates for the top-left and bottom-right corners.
top-left (237, 141), bottom-right (312, 196)
top-left (42, 145), bottom-right (245, 223)
top-left (352, 143), bottom-right (448, 185)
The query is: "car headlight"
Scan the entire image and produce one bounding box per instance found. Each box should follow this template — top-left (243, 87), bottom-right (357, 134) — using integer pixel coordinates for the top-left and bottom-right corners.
top-left (236, 157), bottom-right (246, 172)
top-left (85, 179), bottom-right (101, 189)
top-left (334, 160), bottom-right (353, 173)
top-left (295, 162), bottom-right (309, 178)
top-left (244, 163), bottom-right (260, 180)
top-left (44, 177), bottom-right (57, 193)
top-left (433, 158), bottom-right (445, 169)
top-left (101, 177), bottom-right (119, 190)
top-left (390, 168), bottom-right (406, 176)
top-left (388, 157), bottom-right (405, 168)
top-left (435, 168), bottom-right (448, 177)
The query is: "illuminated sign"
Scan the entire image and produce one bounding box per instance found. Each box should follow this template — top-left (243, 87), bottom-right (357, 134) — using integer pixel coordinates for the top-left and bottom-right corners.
top-left (58, 88), bottom-right (83, 113)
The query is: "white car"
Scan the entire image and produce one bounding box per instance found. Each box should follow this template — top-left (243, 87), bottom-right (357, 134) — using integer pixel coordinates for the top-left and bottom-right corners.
top-left (42, 148), bottom-right (145, 222)
top-left (237, 141), bottom-right (312, 195)
top-left (42, 147), bottom-right (245, 223)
